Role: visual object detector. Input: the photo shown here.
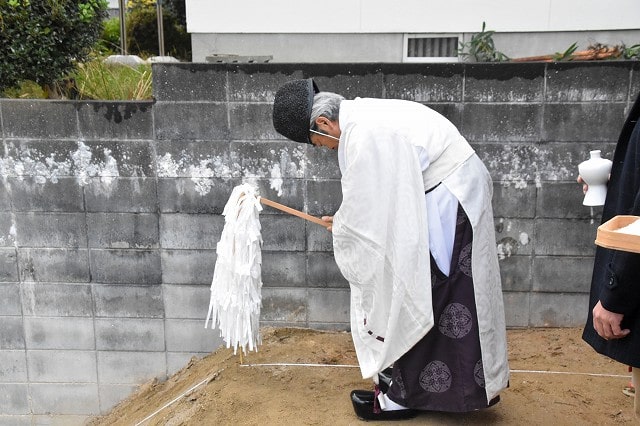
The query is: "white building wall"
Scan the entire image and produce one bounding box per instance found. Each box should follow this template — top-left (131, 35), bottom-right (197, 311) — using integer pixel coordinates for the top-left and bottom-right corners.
top-left (184, 0), bottom-right (640, 62)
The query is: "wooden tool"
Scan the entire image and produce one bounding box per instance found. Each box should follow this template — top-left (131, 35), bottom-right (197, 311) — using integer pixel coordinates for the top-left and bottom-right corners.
top-left (259, 197), bottom-right (329, 228)
top-left (595, 215), bottom-right (640, 253)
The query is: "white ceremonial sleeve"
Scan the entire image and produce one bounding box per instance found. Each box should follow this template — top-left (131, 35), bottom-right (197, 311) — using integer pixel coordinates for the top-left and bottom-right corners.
top-left (332, 124), bottom-right (434, 379)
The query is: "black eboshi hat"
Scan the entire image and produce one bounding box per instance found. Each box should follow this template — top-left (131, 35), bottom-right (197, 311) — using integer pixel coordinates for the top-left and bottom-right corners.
top-left (272, 78), bottom-right (320, 144)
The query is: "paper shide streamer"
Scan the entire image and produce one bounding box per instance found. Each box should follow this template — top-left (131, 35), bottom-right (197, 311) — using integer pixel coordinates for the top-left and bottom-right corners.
top-left (205, 183), bottom-right (328, 356)
top-left (205, 183), bottom-right (264, 355)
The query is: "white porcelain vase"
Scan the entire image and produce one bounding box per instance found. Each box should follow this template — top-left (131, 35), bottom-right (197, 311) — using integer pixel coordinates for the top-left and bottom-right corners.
top-left (578, 150), bottom-right (612, 207)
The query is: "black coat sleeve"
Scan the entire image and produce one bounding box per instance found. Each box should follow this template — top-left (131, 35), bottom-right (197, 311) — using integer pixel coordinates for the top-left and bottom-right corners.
top-left (599, 120), bottom-right (640, 316)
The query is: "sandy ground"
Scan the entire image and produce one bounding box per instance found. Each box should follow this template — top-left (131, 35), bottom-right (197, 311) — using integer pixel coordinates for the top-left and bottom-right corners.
top-left (89, 327), bottom-right (638, 426)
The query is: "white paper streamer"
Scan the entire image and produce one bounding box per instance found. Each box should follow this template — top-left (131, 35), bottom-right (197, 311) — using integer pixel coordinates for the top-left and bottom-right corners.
top-left (205, 183), bottom-right (263, 355)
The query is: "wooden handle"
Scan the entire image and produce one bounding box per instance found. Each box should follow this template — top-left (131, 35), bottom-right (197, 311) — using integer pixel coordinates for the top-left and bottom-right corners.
top-left (260, 197), bottom-right (329, 228)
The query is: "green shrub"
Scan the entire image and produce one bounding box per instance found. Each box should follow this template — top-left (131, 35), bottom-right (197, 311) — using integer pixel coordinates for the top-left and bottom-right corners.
top-left (458, 22), bottom-right (509, 62)
top-left (0, 0), bottom-right (108, 97)
top-left (126, 0), bottom-right (190, 60)
top-left (97, 17), bottom-right (122, 56)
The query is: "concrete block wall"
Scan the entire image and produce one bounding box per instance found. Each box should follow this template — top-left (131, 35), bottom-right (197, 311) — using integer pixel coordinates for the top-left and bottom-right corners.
top-left (0, 61), bottom-right (639, 422)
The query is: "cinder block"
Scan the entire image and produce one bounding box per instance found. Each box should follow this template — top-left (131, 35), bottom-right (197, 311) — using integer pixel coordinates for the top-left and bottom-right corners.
top-left (528, 292), bottom-right (589, 327)
top-left (497, 255), bottom-right (532, 292)
top-left (630, 64), bottom-right (640, 104)
top-left (90, 249), bottom-right (161, 284)
top-left (0, 350), bottom-right (27, 382)
top-left (97, 351), bottom-right (166, 384)
top-left (24, 317), bottom-right (94, 350)
top-left (0, 415), bottom-right (30, 425)
top-left (260, 216), bottom-right (306, 251)
top-left (15, 213), bottom-right (87, 248)
top-left (165, 319), bottom-right (224, 352)
top-left (461, 104), bottom-right (542, 142)
top-left (21, 282), bottom-right (92, 317)
top-left (229, 141), bottom-right (306, 179)
top-left (304, 145), bottom-right (341, 180)
top-left (306, 252), bottom-right (348, 288)
top-left (98, 384), bottom-right (138, 414)
top-left (95, 318), bottom-right (165, 351)
top-left (534, 219), bottom-right (598, 256)
top-left (154, 102), bottom-right (229, 140)
top-left (158, 177), bottom-right (241, 213)
top-left (307, 288), bottom-right (350, 324)
top-left (532, 256), bottom-right (594, 293)
top-left (262, 252), bottom-right (306, 287)
top-left (0, 384), bottom-right (29, 415)
top-left (492, 182), bottom-right (536, 218)
top-left (161, 249), bottom-right (216, 285)
top-left (546, 63), bottom-right (630, 102)
top-left (464, 63), bottom-right (545, 102)
top-left (154, 140), bottom-right (232, 178)
top-left (306, 180), bottom-right (342, 216)
top-left (163, 284), bottom-right (210, 319)
top-left (424, 103), bottom-right (464, 129)
top-left (307, 222), bottom-right (334, 252)
top-left (536, 182), bottom-right (594, 219)
top-left (0, 251), bottom-right (18, 283)
top-left (93, 284), bottom-right (164, 318)
top-left (0, 317), bottom-right (24, 349)
top-left (77, 101), bottom-right (154, 140)
top-left (84, 177), bottom-right (157, 213)
top-left (152, 63), bottom-right (227, 102)
top-left (542, 103), bottom-right (625, 142)
top-left (87, 213), bottom-right (159, 249)
top-left (310, 65), bottom-right (385, 98)
top-left (160, 214), bottom-right (224, 250)
top-left (227, 68), bottom-right (302, 102)
top-left (502, 291), bottom-right (530, 328)
top-left (18, 248), bottom-right (90, 283)
top-left (2, 100), bottom-right (77, 139)
top-left (30, 383), bottom-right (99, 415)
top-left (9, 178), bottom-right (84, 212)
top-left (475, 142), bottom-right (593, 187)
top-left (0, 180), bottom-right (10, 211)
top-left (260, 287), bottom-right (308, 324)
top-left (249, 178), bottom-right (305, 212)
top-left (229, 103), bottom-right (280, 141)
top-left (383, 64), bottom-right (464, 102)
top-left (80, 140), bottom-right (155, 177)
top-left (494, 218), bottom-right (534, 257)
top-left (27, 350), bottom-right (97, 382)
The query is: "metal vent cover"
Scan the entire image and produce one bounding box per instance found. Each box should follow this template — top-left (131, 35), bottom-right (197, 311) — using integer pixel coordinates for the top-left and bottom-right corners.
top-left (403, 35), bottom-right (460, 62)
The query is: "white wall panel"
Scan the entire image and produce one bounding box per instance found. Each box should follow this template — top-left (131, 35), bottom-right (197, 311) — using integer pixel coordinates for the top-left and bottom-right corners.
top-left (186, 0), bottom-right (639, 34)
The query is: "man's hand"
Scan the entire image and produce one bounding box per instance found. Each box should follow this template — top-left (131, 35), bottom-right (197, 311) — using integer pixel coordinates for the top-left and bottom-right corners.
top-left (577, 175), bottom-right (588, 195)
top-left (321, 216), bottom-right (333, 232)
top-left (593, 301), bottom-right (631, 340)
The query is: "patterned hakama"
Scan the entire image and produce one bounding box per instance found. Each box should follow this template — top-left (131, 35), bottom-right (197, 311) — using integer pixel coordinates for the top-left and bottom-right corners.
top-left (386, 205), bottom-right (497, 412)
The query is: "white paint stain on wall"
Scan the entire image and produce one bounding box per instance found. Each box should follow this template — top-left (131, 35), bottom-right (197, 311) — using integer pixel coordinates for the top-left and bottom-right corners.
top-left (0, 141), bottom-right (119, 187)
top-left (269, 163), bottom-right (283, 196)
top-left (155, 146), bottom-right (305, 196)
top-left (483, 146), bottom-right (575, 189)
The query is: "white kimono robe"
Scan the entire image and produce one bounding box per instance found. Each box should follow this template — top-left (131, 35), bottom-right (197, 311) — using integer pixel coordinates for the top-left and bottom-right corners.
top-left (332, 98), bottom-right (509, 403)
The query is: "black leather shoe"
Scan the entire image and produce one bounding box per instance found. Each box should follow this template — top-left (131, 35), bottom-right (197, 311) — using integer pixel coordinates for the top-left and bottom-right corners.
top-left (377, 367), bottom-right (393, 393)
top-left (350, 390), bottom-right (418, 421)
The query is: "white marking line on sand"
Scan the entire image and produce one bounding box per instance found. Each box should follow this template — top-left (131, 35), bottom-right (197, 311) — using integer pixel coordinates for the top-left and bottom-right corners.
top-left (133, 364), bottom-right (629, 424)
top-left (242, 363), bottom-right (631, 378)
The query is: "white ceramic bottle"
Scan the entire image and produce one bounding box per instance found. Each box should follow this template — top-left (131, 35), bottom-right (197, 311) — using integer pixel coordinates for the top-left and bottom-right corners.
top-left (578, 150), bottom-right (613, 206)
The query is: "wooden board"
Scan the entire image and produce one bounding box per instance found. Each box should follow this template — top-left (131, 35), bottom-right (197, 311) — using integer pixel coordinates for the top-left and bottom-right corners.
top-left (595, 215), bottom-right (640, 253)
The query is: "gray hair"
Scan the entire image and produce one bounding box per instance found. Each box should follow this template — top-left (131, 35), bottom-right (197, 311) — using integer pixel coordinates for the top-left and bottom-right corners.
top-left (310, 92), bottom-right (344, 129)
